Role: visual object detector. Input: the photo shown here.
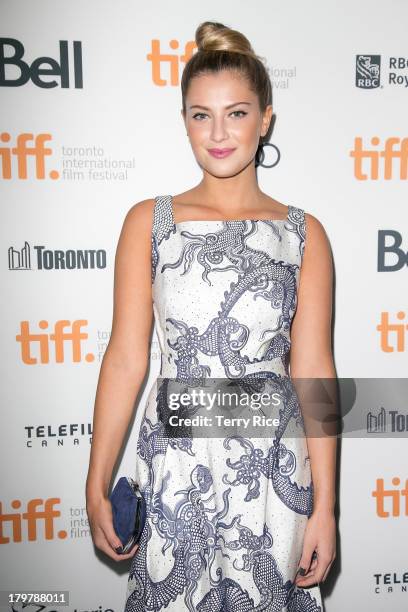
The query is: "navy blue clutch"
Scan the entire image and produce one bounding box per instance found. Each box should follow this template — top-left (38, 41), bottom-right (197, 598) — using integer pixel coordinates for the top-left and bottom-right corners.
top-left (109, 476), bottom-right (146, 554)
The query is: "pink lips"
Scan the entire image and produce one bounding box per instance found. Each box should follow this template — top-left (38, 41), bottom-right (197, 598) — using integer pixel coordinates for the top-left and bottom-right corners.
top-left (207, 148), bottom-right (236, 158)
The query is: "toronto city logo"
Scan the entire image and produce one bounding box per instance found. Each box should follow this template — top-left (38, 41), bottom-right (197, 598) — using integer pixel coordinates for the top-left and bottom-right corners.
top-left (367, 406), bottom-right (408, 433)
top-left (8, 241), bottom-right (107, 270)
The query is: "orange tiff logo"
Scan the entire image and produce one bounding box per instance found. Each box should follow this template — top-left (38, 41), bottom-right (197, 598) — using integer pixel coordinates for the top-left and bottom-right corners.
top-left (147, 39), bottom-right (197, 86)
top-left (349, 136), bottom-right (408, 179)
top-left (376, 311), bottom-right (408, 352)
top-left (16, 320), bottom-right (94, 364)
top-left (0, 498), bottom-right (66, 542)
top-left (0, 132), bottom-right (58, 179)
top-left (372, 478), bottom-right (408, 517)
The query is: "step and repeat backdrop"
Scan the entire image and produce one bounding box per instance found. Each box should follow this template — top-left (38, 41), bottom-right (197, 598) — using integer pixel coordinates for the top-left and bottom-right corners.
top-left (1, 1), bottom-right (407, 611)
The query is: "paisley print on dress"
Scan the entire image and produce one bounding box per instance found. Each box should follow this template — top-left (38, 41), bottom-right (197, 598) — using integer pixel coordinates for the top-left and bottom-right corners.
top-left (125, 195), bottom-right (324, 612)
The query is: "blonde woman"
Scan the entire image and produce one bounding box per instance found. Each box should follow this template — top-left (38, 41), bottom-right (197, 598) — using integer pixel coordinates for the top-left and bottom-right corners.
top-left (86, 20), bottom-right (337, 612)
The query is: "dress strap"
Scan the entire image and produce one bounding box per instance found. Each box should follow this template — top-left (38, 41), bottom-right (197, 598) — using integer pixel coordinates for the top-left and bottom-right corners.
top-left (152, 195), bottom-right (174, 242)
top-left (286, 204), bottom-right (306, 259)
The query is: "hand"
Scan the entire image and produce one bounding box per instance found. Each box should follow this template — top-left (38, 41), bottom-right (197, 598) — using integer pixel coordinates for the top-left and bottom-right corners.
top-left (86, 495), bottom-right (140, 562)
top-left (295, 508), bottom-right (336, 587)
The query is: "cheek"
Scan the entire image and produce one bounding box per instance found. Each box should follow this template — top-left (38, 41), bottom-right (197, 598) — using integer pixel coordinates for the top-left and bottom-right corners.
top-left (232, 118), bottom-right (260, 143)
top-left (188, 122), bottom-right (209, 142)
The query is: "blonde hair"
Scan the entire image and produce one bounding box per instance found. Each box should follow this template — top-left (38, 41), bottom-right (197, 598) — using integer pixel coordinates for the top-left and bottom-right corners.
top-left (181, 21), bottom-right (272, 117)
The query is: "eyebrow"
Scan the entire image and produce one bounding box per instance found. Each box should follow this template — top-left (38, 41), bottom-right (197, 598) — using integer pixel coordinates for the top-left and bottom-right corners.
top-left (188, 101), bottom-right (252, 111)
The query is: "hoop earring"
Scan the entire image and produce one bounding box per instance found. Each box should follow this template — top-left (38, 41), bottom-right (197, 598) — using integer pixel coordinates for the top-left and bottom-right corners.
top-left (255, 142), bottom-right (264, 168)
top-left (256, 142), bottom-right (281, 169)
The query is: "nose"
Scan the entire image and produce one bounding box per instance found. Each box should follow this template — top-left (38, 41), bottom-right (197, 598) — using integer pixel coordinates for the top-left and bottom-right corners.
top-left (210, 116), bottom-right (229, 143)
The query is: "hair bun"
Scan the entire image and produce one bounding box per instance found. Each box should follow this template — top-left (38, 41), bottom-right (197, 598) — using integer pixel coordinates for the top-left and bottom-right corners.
top-left (195, 21), bottom-right (257, 59)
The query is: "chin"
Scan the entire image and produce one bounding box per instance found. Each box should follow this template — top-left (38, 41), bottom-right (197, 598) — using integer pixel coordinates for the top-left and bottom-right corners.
top-left (203, 166), bottom-right (246, 179)
top-left (199, 158), bottom-right (252, 177)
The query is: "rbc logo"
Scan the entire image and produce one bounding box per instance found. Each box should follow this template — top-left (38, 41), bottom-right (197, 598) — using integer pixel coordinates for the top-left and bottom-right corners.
top-left (355, 55), bottom-right (381, 89)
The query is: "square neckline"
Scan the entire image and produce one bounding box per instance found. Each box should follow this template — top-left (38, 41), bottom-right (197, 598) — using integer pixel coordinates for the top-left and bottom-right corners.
top-left (168, 195), bottom-right (290, 226)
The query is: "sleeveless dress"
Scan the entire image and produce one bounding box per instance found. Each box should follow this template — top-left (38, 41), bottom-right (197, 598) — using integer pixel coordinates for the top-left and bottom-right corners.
top-left (124, 195), bottom-right (324, 612)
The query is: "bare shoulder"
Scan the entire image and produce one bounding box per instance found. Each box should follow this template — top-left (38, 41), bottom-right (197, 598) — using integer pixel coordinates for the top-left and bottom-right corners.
top-left (114, 198), bottom-right (157, 261)
top-left (122, 198), bottom-right (156, 232)
top-left (303, 211), bottom-right (332, 257)
top-left (298, 211), bottom-right (333, 289)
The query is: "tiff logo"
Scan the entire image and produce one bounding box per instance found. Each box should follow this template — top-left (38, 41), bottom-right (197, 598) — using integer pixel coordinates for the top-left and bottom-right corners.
top-left (377, 311), bottom-right (408, 352)
top-left (16, 320), bottom-right (93, 364)
top-left (147, 39), bottom-right (197, 86)
top-left (0, 132), bottom-right (58, 180)
top-left (372, 477), bottom-right (408, 517)
top-left (355, 55), bottom-right (381, 89)
top-left (0, 498), bottom-right (65, 542)
top-left (349, 137), bottom-right (408, 180)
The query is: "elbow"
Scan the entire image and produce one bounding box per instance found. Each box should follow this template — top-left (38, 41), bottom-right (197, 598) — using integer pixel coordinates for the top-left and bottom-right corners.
top-left (289, 353), bottom-right (337, 380)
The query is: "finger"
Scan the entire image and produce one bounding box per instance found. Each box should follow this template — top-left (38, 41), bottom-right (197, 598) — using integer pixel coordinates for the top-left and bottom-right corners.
top-left (99, 520), bottom-right (126, 553)
top-left (321, 558), bottom-right (334, 582)
top-left (295, 573), bottom-right (317, 587)
top-left (297, 556), bottom-right (330, 586)
top-left (296, 546), bottom-right (315, 580)
top-left (94, 525), bottom-right (140, 560)
top-left (296, 552), bottom-right (319, 585)
top-left (128, 542), bottom-right (140, 556)
top-left (313, 555), bottom-right (332, 583)
top-left (95, 537), bottom-right (136, 562)
top-left (115, 543), bottom-right (140, 559)
top-left (308, 552), bottom-right (319, 571)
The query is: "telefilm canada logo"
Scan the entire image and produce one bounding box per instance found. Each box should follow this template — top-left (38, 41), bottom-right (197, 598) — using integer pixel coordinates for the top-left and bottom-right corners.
top-left (372, 571), bottom-right (408, 595)
top-left (25, 422), bottom-right (93, 448)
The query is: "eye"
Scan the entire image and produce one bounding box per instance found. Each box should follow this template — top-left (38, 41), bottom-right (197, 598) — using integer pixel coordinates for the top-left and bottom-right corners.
top-left (192, 112), bottom-right (208, 120)
top-left (230, 110), bottom-right (248, 118)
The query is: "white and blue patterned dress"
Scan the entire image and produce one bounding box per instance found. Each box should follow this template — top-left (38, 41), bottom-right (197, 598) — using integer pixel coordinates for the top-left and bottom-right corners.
top-left (124, 195), bottom-right (324, 612)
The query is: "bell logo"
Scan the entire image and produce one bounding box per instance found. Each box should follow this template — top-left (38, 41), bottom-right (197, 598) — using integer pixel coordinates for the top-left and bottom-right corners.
top-left (372, 477), bottom-right (408, 517)
top-left (147, 39), bottom-right (197, 86)
top-left (0, 38), bottom-right (83, 88)
top-left (377, 230), bottom-right (408, 272)
top-left (0, 498), bottom-right (66, 543)
top-left (16, 320), bottom-right (94, 364)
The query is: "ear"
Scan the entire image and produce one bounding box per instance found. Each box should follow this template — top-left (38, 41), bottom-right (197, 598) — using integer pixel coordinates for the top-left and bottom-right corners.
top-left (261, 104), bottom-right (273, 137)
top-left (180, 108), bottom-right (186, 127)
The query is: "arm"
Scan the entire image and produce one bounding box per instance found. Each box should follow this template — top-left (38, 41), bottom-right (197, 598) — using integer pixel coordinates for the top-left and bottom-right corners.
top-left (86, 198), bottom-right (156, 504)
top-left (290, 212), bottom-right (338, 585)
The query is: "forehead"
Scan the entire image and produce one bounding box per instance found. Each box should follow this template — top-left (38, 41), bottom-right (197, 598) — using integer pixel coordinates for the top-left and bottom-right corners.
top-left (186, 70), bottom-right (255, 105)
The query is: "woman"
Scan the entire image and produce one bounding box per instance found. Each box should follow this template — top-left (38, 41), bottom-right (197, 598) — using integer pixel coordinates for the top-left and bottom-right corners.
top-left (86, 20), bottom-right (337, 612)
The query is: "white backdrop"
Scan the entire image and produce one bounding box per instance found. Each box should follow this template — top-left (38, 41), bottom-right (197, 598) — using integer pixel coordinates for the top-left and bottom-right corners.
top-left (1, 1), bottom-right (407, 611)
